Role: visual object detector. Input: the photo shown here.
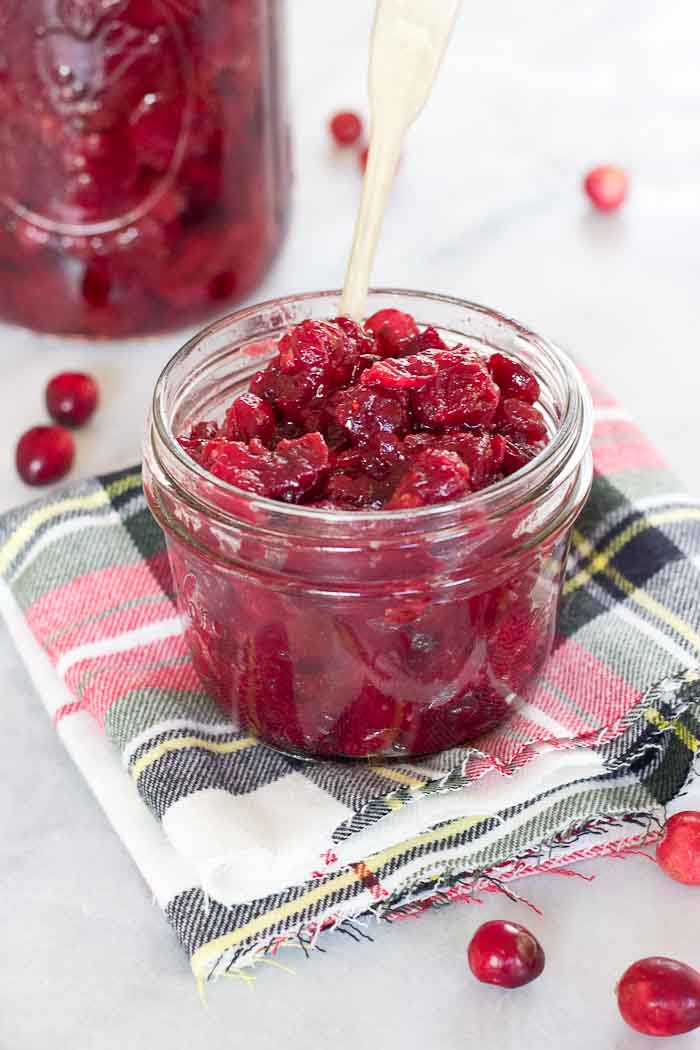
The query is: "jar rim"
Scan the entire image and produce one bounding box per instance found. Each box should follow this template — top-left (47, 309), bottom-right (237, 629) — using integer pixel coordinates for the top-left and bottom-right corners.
top-left (149, 288), bottom-right (593, 528)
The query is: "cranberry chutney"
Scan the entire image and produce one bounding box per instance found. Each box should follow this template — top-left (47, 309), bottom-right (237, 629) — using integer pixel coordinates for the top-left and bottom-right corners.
top-left (144, 290), bottom-right (593, 759)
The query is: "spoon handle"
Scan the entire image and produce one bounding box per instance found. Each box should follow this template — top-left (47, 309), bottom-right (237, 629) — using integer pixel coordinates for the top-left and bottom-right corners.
top-left (340, 0), bottom-right (461, 320)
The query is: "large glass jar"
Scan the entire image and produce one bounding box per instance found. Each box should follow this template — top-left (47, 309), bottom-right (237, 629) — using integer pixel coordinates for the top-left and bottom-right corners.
top-left (143, 290), bottom-right (593, 760)
top-left (0, 0), bottom-right (290, 337)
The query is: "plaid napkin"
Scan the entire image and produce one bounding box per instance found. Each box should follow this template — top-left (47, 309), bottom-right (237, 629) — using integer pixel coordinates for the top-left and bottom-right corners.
top-left (2, 368), bottom-right (699, 983)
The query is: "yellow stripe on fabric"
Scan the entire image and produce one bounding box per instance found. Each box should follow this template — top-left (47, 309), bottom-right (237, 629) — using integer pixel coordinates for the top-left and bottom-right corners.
top-left (645, 707), bottom-right (699, 753)
top-left (131, 734), bottom-right (257, 781)
top-left (0, 489), bottom-right (109, 574)
top-left (565, 509), bottom-right (700, 596)
top-left (190, 812), bottom-right (485, 978)
top-left (604, 566), bottom-right (700, 653)
top-left (104, 472), bottom-right (143, 500)
top-left (371, 765), bottom-right (427, 789)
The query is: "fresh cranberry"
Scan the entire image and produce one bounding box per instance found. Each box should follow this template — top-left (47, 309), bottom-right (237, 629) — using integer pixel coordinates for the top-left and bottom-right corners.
top-left (364, 308), bottom-right (418, 355)
top-left (656, 811), bottom-right (700, 885)
top-left (489, 353), bottom-right (540, 404)
top-left (45, 372), bottom-right (99, 428)
top-left (584, 165), bottom-right (628, 212)
top-left (329, 110), bottom-right (363, 147)
top-left (617, 957), bottom-right (700, 1037)
top-left (387, 449), bottom-right (470, 509)
top-left (16, 425), bottom-right (75, 485)
top-left (467, 920), bottom-right (545, 988)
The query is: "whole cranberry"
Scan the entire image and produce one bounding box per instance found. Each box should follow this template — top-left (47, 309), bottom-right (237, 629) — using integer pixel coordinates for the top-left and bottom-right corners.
top-left (617, 957), bottom-right (700, 1037)
top-left (329, 110), bottom-right (363, 147)
top-left (16, 426), bottom-right (75, 485)
top-left (46, 372), bottom-right (99, 428)
top-left (656, 811), bottom-right (700, 885)
top-left (584, 165), bottom-right (628, 212)
top-left (467, 920), bottom-right (545, 988)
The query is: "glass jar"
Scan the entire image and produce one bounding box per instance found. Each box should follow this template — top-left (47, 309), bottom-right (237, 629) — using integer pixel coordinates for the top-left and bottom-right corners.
top-left (143, 290), bottom-right (593, 760)
top-left (0, 0), bottom-right (290, 337)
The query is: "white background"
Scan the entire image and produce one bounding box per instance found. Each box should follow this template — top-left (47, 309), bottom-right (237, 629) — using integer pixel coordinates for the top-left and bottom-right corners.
top-left (1, 2), bottom-right (700, 1047)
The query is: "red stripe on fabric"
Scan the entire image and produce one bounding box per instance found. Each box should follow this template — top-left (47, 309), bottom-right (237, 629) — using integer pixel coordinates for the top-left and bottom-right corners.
top-left (532, 636), bottom-right (642, 731)
top-left (53, 700), bottom-right (82, 724)
top-left (63, 637), bottom-right (197, 723)
top-left (27, 552), bottom-right (172, 647)
top-left (592, 439), bottom-right (665, 476)
top-left (29, 596), bottom-right (178, 661)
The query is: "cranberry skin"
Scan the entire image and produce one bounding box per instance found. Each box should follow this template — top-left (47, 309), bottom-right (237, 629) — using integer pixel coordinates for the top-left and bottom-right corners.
top-left (45, 372), bottom-right (99, 427)
top-left (16, 426), bottom-right (75, 485)
top-left (489, 353), bottom-right (540, 404)
top-left (329, 110), bottom-right (363, 147)
top-left (467, 920), bottom-right (545, 989)
top-left (364, 309), bottom-right (418, 355)
top-left (584, 165), bottom-right (628, 212)
top-left (657, 811), bottom-right (700, 885)
top-left (617, 957), bottom-right (700, 1037)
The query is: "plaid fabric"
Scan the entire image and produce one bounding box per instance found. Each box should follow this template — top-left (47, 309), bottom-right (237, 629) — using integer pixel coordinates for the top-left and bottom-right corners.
top-left (1, 371), bottom-right (699, 982)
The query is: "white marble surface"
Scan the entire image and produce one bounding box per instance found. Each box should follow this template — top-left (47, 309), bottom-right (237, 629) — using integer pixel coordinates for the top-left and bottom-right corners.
top-left (1, 2), bottom-right (700, 1047)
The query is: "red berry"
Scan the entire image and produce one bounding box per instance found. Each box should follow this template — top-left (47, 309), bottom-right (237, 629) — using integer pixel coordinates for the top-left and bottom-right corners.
top-left (584, 165), bottom-right (628, 212)
top-left (617, 957), bottom-right (700, 1037)
top-left (364, 308), bottom-right (419, 355)
top-left (46, 372), bottom-right (99, 427)
top-left (329, 110), bottom-right (363, 147)
top-left (467, 920), bottom-right (545, 989)
top-left (656, 811), bottom-right (700, 885)
top-left (16, 426), bottom-right (75, 485)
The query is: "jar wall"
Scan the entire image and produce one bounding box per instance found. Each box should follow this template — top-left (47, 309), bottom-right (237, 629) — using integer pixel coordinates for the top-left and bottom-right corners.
top-left (164, 528), bottom-right (569, 758)
top-left (0, 0), bottom-right (290, 337)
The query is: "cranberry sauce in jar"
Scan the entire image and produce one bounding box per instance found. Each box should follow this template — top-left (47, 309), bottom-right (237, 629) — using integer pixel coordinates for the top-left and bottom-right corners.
top-left (0, 0), bottom-right (290, 337)
top-left (144, 291), bottom-right (593, 760)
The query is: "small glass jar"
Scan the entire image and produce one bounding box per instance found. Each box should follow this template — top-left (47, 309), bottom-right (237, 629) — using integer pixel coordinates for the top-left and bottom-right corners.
top-left (0, 0), bottom-right (290, 337)
top-left (143, 290), bottom-right (593, 760)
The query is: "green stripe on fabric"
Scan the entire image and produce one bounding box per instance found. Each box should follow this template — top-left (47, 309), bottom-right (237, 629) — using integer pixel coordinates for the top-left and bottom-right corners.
top-left (105, 687), bottom-right (224, 754)
top-left (123, 506), bottom-right (168, 563)
top-left (11, 517), bottom-right (141, 611)
top-left (610, 467), bottom-right (685, 506)
top-left (574, 475), bottom-right (627, 539)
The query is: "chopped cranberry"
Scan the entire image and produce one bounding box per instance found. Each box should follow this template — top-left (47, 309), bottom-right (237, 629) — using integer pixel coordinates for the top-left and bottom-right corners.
top-left (467, 920), bottom-right (545, 988)
top-left (223, 393), bottom-right (276, 444)
top-left (189, 421), bottom-right (220, 442)
top-left (364, 309), bottom-right (419, 355)
top-left (45, 372), bottom-right (99, 428)
top-left (412, 355), bottom-right (501, 429)
top-left (331, 384), bottom-right (410, 443)
top-left (489, 353), bottom-right (540, 403)
top-left (329, 684), bottom-right (402, 756)
top-left (617, 957), bottom-right (700, 1037)
top-left (498, 398), bottom-right (548, 442)
top-left (181, 311), bottom-right (550, 514)
top-left (16, 425), bottom-right (75, 485)
top-left (584, 165), bottom-right (628, 212)
top-left (386, 449), bottom-right (470, 509)
top-left (656, 811), bottom-right (700, 885)
top-left (204, 432), bottom-right (329, 504)
top-left (329, 110), bottom-right (363, 147)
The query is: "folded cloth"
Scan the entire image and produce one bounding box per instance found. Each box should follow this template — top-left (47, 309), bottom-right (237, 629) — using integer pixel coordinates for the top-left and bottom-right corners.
top-left (2, 369), bottom-right (699, 982)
